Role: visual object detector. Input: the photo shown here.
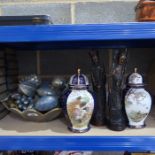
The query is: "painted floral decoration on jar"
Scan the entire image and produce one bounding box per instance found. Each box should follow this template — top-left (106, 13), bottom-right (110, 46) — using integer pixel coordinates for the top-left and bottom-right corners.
top-left (125, 68), bottom-right (152, 128)
top-left (66, 69), bottom-right (94, 133)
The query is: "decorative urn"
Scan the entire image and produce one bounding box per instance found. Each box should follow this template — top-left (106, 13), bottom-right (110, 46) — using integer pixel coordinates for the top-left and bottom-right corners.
top-left (125, 68), bottom-right (152, 128)
top-left (66, 69), bottom-right (94, 133)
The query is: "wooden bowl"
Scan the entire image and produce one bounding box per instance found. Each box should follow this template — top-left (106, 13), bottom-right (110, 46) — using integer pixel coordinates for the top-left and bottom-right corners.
top-left (1, 95), bottom-right (62, 122)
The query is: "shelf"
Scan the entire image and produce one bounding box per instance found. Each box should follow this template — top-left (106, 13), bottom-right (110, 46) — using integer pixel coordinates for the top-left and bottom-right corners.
top-left (1, 22), bottom-right (155, 49)
top-left (0, 22), bottom-right (155, 151)
top-left (0, 111), bottom-right (155, 151)
top-left (1, 113), bottom-right (155, 136)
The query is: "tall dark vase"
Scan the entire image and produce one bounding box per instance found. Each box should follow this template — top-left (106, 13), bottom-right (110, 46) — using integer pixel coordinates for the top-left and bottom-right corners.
top-left (89, 50), bottom-right (106, 126)
top-left (107, 49), bottom-right (128, 131)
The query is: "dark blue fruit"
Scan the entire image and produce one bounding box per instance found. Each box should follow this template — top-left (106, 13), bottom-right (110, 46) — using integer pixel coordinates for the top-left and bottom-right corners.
top-left (35, 96), bottom-right (58, 112)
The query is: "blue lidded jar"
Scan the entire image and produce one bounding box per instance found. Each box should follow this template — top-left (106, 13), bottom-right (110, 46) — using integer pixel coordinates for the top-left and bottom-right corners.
top-left (61, 69), bottom-right (94, 133)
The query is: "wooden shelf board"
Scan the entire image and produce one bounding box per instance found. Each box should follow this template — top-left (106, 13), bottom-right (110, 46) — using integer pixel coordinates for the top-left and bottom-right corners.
top-left (0, 111), bottom-right (155, 136)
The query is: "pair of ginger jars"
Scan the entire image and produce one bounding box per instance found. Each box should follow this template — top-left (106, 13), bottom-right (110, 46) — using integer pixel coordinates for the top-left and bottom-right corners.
top-left (63, 68), bottom-right (152, 133)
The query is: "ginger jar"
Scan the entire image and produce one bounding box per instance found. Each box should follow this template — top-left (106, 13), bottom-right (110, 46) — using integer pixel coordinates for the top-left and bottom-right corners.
top-left (125, 68), bottom-right (152, 128)
top-left (66, 69), bottom-right (94, 133)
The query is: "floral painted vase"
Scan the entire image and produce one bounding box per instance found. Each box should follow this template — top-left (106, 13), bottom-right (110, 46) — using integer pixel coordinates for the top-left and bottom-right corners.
top-left (66, 69), bottom-right (94, 133)
top-left (125, 68), bottom-right (152, 128)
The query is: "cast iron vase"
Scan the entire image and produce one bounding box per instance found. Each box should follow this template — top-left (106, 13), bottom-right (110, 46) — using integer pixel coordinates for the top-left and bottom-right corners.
top-left (107, 49), bottom-right (128, 131)
top-left (89, 50), bottom-right (106, 126)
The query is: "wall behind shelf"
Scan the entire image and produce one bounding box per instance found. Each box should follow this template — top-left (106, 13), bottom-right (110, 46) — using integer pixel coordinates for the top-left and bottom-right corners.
top-left (0, 0), bottom-right (138, 79)
top-left (15, 48), bottom-right (155, 98)
top-left (0, 0), bottom-right (137, 24)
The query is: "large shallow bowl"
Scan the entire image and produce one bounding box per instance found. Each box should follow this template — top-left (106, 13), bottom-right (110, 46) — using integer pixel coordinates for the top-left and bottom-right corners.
top-left (1, 95), bottom-right (62, 122)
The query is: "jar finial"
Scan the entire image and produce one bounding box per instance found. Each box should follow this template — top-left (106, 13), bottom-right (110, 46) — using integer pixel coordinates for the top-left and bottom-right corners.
top-left (134, 67), bottom-right (138, 73)
top-left (69, 68), bottom-right (89, 87)
top-left (77, 68), bottom-right (81, 76)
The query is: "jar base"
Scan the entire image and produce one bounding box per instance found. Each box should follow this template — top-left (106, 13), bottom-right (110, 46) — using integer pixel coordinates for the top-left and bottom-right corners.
top-left (129, 124), bottom-right (145, 129)
top-left (68, 126), bottom-right (90, 133)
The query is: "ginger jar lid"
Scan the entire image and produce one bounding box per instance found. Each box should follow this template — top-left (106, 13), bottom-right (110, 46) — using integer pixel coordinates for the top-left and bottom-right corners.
top-left (69, 69), bottom-right (89, 89)
top-left (128, 68), bottom-right (144, 87)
